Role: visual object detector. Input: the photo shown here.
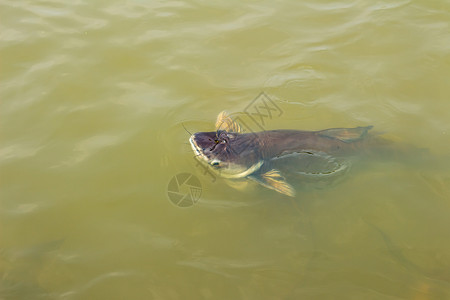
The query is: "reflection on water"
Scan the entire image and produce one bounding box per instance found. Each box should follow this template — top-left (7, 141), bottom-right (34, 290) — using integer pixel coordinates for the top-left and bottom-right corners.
top-left (1, 0), bottom-right (450, 298)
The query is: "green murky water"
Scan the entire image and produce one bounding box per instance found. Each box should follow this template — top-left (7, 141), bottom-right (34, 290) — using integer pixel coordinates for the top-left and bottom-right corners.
top-left (1, 0), bottom-right (450, 299)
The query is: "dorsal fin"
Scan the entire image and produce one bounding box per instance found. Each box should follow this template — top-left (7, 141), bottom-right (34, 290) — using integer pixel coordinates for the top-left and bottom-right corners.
top-left (318, 126), bottom-right (373, 143)
top-left (215, 111), bottom-right (242, 133)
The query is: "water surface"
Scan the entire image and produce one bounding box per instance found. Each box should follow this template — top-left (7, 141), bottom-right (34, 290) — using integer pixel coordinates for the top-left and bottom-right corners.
top-left (1, 0), bottom-right (450, 299)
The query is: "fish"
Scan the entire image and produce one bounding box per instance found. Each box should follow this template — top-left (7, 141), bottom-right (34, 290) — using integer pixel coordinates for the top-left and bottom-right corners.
top-left (189, 111), bottom-right (373, 197)
top-left (0, 239), bottom-right (65, 299)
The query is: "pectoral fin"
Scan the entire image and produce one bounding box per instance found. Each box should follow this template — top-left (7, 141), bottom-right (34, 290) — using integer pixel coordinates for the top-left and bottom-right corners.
top-left (215, 111), bottom-right (242, 133)
top-left (318, 126), bottom-right (373, 143)
top-left (249, 169), bottom-right (296, 197)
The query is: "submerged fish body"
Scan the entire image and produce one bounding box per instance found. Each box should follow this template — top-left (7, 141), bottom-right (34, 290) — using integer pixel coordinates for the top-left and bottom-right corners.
top-left (189, 111), bottom-right (373, 197)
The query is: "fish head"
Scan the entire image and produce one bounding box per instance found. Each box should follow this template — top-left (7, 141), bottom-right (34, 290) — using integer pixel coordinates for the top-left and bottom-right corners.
top-left (189, 130), bottom-right (262, 178)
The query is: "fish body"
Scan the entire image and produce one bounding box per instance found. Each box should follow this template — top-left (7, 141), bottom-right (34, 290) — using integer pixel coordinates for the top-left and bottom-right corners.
top-left (189, 111), bottom-right (372, 196)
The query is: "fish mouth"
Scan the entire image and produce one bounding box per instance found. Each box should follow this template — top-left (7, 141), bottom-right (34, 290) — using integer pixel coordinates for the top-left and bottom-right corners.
top-left (189, 135), bottom-right (209, 163)
top-left (189, 133), bottom-right (263, 178)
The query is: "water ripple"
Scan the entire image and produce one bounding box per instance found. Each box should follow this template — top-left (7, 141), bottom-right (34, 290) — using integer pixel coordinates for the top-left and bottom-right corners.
top-left (59, 271), bottom-right (142, 299)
